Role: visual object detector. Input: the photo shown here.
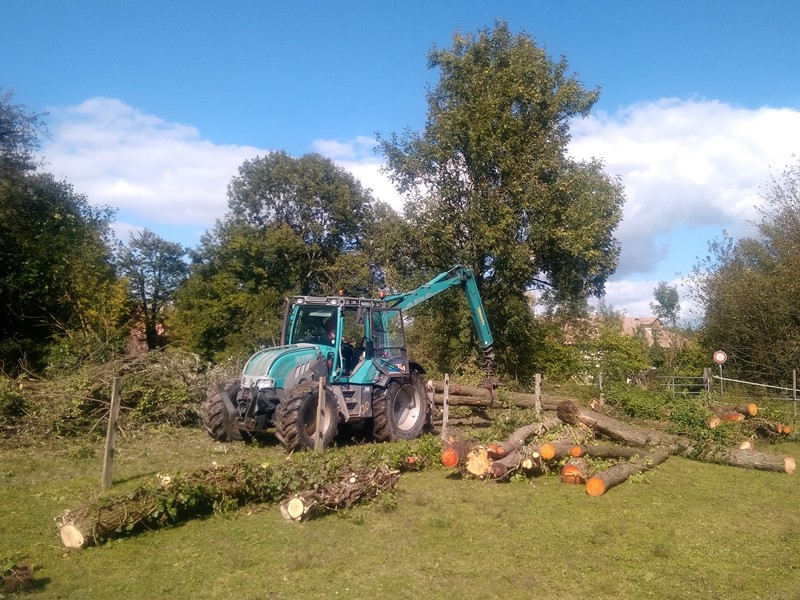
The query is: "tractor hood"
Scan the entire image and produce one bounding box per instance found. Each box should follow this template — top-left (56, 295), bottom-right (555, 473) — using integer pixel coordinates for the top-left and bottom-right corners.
top-left (240, 344), bottom-right (325, 391)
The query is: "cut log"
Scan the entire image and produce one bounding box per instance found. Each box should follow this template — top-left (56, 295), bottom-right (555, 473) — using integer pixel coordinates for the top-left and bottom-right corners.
top-left (706, 416), bottom-right (722, 429)
top-left (585, 447), bottom-right (672, 496)
top-left (557, 400), bottom-right (795, 474)
top-left (560, 458), bottom-right (589, 484)
top-left (723, 412), bottom-right (745, 422)
top-left (738, 439), bottom-right (755, 451)
top-left (710, 403), bottom-right (758, 418)
top-left (279, 466), bottom-right (400, 522)
top-left (465, 447), bottom-right (491, 478)
top-left (557, 400), bottom-right (679, 447)
top-left (492, 418), bottom-right (562, 457)
top-left (540, 440), bottom-right (580, 461)
top-left (488, 447), bottom-right (546, 479)
top-left (441, 440), bottom-right (472, 468)
top-left (57, 463), bottom-right (282, 547)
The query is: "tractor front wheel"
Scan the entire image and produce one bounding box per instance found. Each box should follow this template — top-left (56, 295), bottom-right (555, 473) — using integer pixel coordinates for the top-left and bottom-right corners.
top-left (274, 383), bottom-right (338, 451)
top-left (372, 375), bottom-right (428, 442)
top-left (201, 378), bottom-right (243, 442)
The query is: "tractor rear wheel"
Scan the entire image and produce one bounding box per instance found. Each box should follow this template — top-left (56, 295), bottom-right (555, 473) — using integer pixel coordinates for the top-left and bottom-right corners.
top-left (201, 378), bottom-right (242, 442)
top-left (274, 383), bottom-right (338, 451)
top-left (372, 374), bottom-right (428, 442)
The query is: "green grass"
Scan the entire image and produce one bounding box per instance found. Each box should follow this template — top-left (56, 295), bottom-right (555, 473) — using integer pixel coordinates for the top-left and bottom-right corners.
top-left (2, 429), bottom-right (800, 599)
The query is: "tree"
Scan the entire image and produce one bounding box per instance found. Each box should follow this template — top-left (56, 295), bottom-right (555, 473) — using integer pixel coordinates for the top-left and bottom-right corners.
top-left (225, 151), bottom-right (377, 295)
top-left (0, 91), bottom-right (125, 372)
top-left (0, 88), bottom-right (44, 177)
top-left (691, 159), bottom-right (800, 382)
top-left (172, 152), bottom-right (389, 360)
top-left (378, 22), bottom-right (624, 381)
top-left (650, 281), bottom-right (680, 326)
top-left (0, 173), bottom-right (123, 372)
top-left (117, 229), bottom-right (188, 349)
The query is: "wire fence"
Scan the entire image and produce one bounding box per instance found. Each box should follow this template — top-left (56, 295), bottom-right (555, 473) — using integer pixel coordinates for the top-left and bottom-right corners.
top-left (657, 370), bottom-right (798, 425)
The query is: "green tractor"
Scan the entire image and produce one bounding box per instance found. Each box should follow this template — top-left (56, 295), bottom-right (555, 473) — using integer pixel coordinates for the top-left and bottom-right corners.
top-left (202, 266), bottom-right (495, 451)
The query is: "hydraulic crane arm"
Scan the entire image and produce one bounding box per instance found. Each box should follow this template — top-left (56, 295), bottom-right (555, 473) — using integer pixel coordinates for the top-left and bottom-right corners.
top-left (383, 265), bottom-right (494, 350)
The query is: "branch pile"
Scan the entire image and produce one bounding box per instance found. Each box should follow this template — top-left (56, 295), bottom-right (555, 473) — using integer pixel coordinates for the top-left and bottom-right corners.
top-left (280, 466), bottom-right (399, 522)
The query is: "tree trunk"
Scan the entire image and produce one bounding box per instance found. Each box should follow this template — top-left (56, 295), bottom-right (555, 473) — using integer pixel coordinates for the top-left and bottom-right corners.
top-left (427, 380), bottom-right (571, 411)
top-left (573, 444), bottom-right (652, 460)
top-left (585, 447), bottom-right (672, 496)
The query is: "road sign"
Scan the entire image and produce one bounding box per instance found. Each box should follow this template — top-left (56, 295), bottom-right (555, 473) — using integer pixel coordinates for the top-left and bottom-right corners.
top-left (713, 350), bottom-right (727, 365)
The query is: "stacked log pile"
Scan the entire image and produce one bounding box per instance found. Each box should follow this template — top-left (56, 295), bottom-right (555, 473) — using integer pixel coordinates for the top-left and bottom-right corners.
top-left (439, 397), bottom-right (795, 497)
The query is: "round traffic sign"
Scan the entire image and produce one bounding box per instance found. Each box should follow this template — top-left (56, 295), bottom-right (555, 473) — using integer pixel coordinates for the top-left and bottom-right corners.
top-left (713, 350), bottom-right (727, 365)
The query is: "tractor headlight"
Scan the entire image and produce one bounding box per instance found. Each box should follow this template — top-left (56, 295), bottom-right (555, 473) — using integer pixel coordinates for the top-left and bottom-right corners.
top-left (256, 377), bottom-right (276, 390)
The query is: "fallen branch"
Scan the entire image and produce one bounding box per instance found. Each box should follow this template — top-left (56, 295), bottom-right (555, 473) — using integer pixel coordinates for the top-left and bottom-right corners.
top-left (279, 466), bottom-right (400, 522)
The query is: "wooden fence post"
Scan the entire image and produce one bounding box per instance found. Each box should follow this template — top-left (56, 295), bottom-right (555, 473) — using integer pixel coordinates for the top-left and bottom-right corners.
top-left (794, 369), bottom-right (797, 428)
top-left (534, 373), bottom-right (542, 417)
top-left (314, 377), bottom-right (326, 451)
top-left (440, 374), bottom-right (450, 442)
top-left (101, 377), bottom-right (122, 490)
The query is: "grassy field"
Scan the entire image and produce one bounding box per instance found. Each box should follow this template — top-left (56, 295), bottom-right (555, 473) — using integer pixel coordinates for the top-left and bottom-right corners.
top-left (2, 427), bottom-right (800, 600)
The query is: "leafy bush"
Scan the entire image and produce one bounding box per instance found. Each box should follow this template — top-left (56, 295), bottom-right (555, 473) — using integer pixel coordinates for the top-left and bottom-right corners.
top-left (605, 384), bottom-right (671, 421)
top-left (0, 377), bottom-right (26, 423)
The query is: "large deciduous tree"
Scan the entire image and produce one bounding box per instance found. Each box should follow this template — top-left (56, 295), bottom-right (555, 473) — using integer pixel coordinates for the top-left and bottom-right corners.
top-left (377, 22), bottom-right (624, 381)
top-left (172, 152), bottom-right (389, 360)
top-left (117, 229), bottom-right (188, 350)
top-left (692, 159), bottom-right (800, 382)
top-left (0, 91), bottom-right (124, 372)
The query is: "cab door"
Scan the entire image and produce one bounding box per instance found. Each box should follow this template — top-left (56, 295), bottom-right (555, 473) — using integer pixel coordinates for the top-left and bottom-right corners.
top-left (369, 307), bottom-right (410, 376)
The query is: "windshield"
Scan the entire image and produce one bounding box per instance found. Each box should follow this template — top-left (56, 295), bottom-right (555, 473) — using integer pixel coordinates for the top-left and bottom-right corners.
top-left (288, 305), bottom-right (338, 346)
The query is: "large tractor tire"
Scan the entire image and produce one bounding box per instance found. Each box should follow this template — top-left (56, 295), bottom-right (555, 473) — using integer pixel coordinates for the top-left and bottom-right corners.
top-left (274, 382), bottom-right (338, 451)
top-left (202, 378), bottom-right (242, 442)
top-left (372, 374), bottom-right (429, 442)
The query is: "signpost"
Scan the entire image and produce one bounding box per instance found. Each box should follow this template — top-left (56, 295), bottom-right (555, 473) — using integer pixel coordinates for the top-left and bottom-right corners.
top-left (713, 350), bottom-right (727, 398)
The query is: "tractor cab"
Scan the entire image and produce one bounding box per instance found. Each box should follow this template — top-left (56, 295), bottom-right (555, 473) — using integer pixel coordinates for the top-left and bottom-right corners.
top-left (282, 296), bottom-right (411, 382)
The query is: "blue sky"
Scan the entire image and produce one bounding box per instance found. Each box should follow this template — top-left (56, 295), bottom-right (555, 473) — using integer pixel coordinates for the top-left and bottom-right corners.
top-left (5, 0), bottom-right (800, 320)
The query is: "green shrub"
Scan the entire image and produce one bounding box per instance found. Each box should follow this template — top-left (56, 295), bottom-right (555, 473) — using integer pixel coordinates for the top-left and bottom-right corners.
top-left (0, 377), bottom-right (26, 423)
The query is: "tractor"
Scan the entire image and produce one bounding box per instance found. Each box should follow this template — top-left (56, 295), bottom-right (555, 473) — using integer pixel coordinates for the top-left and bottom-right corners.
top-left (201, 265), bottom-right (495, 450)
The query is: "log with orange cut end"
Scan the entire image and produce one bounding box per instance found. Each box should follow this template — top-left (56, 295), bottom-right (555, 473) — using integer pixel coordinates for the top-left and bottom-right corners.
top-left (560, 458), bottom-right (589, 484)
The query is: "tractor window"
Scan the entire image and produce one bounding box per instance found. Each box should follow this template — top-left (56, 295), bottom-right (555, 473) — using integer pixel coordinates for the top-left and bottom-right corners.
top-left (288, 305), bottom-right (337, 346)
top-left (371, 308), bottom-right (406, 362)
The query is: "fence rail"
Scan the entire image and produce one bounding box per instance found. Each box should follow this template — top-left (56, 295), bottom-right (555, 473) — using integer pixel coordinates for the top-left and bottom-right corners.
top-left (656, 376), bottom-right (710, 397)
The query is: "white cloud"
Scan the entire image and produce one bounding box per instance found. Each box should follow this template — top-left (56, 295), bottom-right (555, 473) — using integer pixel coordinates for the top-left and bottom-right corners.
top-left (42, 97), bottom-right (264, 225)
top-left (312, 136), bottom-right (405, 210)
top-left (569, 98), bottom-right (800, 278)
